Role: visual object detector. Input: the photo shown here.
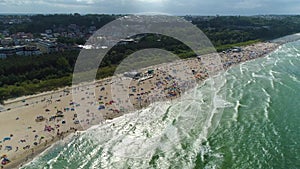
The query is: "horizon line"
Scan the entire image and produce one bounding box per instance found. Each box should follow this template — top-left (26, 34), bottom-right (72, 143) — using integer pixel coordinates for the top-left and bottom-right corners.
top-left (0, 12), bottom-right (300, 17)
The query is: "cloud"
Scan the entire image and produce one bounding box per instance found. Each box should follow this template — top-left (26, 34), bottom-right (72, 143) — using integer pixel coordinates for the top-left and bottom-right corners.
top-left (0, 0), bottom-right (299, 15)
top-left (135, 0), bottom-right (167, 3)
top-left (234, 0), bottom-right (263, 9)
top-left (0, 0), bottom-right (33, 5)
top-left (76, 0), bottom-right (96, 5)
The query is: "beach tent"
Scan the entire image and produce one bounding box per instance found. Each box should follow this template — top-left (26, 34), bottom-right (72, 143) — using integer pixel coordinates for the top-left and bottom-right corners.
top-left (35, 116), bottom-right (45, 122)
top-left (124, 71), bottom-right (139, 78)
top-left (4, 146), bottom-right (12, 151)
top-left (98, 105), bottom-right (105, 110)
top-left (56, 114), bottom-right (64, 118)
top-left (49, 116), bottom-right (56, 121)
top-left (147, 69), bottom-right (154, 74)
top-left (44, 125), bottom-right (54, 132)
top-left (56, 110), bottom-right (64, 115)
top-left (232, 47), bottom-right (242, 52)
top-left (3, 137), bottom-right (10, 142)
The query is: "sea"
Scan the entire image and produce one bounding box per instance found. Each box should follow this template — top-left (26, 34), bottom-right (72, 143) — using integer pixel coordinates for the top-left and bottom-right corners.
top-left (21, 41), bottom-right (300, 169)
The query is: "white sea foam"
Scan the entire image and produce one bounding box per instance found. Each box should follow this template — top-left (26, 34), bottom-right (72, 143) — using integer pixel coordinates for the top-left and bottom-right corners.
top-left (24, 76), bottom-right (225, 169)
top-left (22, 41), bottom-right (300, 169)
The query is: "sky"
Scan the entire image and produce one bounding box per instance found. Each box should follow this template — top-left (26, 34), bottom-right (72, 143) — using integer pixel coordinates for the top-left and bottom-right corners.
top-left (0, 0), bottom-right (299, 15)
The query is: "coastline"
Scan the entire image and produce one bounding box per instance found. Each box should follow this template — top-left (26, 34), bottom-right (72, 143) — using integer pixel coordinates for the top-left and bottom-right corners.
top-left (7, 131), bottom-right (81, 169)
top-left (0, 40), bottom-right (283, 169)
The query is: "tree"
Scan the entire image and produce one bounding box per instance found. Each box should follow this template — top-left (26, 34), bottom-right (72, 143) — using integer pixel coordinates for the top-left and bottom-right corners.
top-left (56, 57), bottom-right (70, 71)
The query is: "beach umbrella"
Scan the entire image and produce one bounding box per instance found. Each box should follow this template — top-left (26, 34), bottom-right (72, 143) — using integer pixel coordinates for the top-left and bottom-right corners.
top-left (1, 158), bottom-right (9, 165)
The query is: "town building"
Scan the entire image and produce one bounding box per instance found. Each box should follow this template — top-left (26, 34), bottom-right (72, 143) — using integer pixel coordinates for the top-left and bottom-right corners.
top-left (0, 45), bottom-right (41, 58)
top-left (37, 41), bottom-right (58, 54)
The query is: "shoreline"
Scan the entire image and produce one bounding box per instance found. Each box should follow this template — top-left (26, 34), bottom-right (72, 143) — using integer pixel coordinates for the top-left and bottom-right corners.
top-left (4, 31), bottom-right (300, 111)
top-left (8, 131), bottom-right (81, 169)
top-left (0, 40), bottom-right (283, 169)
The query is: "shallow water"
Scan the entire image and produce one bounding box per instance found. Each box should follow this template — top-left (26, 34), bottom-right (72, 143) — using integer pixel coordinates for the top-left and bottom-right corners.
top-left (22, 41), bottom-right (300, 169)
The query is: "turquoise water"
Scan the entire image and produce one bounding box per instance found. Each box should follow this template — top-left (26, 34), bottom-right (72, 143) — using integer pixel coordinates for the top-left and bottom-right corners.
top-left (22, 41), bottom-right (300, 169)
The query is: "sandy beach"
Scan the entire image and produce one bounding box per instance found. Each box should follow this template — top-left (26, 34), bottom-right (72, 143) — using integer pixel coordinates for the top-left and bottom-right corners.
top-left (0, 42), bottom-right (279, 168)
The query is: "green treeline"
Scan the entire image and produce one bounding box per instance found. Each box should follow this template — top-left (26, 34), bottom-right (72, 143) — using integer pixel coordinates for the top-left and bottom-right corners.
top-left (191, 15), bottom-right (300, 45)
top-left (3, 14), bottom-right (117, 34)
